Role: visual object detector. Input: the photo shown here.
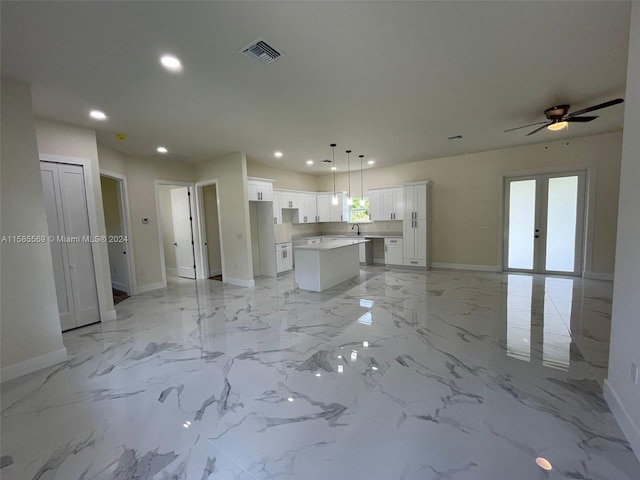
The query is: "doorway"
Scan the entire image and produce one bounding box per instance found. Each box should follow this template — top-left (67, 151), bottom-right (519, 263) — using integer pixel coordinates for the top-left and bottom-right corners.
top-left (100, 174), bottom-right (133, 304)
top-left (201, 184), bottom-right (223, 280)
top-left (156, 182), bottom-right (197, 283)
top-left (503, 171), bottom-right (586, 275)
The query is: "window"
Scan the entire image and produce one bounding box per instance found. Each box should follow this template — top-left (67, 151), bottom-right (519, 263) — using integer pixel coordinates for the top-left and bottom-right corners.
top-left (349, 197), bottom-right (370, 223)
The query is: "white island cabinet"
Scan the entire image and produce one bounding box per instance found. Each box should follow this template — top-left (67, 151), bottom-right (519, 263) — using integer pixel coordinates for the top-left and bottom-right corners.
top-left (294, 239), bottom-right (367, 292)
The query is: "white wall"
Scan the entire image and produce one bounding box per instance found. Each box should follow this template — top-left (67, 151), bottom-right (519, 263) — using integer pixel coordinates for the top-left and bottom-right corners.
top-left (100, 176), bottom-right (128, 291)
top-left (605, 1), bottom-right (640, 461)
top-left (317, 131), bottom-right (622, 273)
top-left (97, 146), bottom-right (195, 290)
top-left (196, 153), bottom-right (254, 285)
top-left (0, 77), bottom-right (67, 380)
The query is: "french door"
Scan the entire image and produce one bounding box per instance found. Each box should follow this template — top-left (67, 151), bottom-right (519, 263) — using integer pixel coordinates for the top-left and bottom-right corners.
top-left (504, 171), bottom-right (586, 275)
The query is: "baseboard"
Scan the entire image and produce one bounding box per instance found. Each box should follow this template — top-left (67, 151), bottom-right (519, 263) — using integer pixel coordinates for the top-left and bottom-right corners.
top-left (111, 281), bottom-right (129, 293)
top-left (604, 379), bottom-right (640, 463)
top-left (209, 268), bottom-right (222, 277)
top-left (431, 262), bottom-right (501, 272)
top-left (137, 281), bottom-right (165, 293)
top-left (166, 267), bottom-right (177, 276)
top-left (1, 347), bottom-right (68, 383)
top-left (583, 271), bottom-right (614, 281)
top-left (101, 309), bottom-right (117, 321)
top-left (373, 257), bottom-right (385, 265)
top-left (223, 276), bottom-right (255, 288)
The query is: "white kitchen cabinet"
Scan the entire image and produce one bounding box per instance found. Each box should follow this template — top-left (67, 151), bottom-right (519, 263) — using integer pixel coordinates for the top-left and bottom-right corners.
top-left (247, 178), bottom-right (273, 202)
top-left (403, 181), bottom-right (429, 267)
top-left (403, 182), bottom-right (427, 220)
top-left (330, 193), bottom-right (345, 222)
top-left (298, 193), bottom-right (317, 223)
top-left (272, 190), bottom-right (282, 225)
top-left (316, 194), bottom-right (331, 222)
top-left (281, 191), bottom-right (300, 209)
top-left (384, 237), bottom-right (404, 265)
top-left (276, 242), bottom-right (292, 273)
top-left (369, 187), bottom-right (403, 221)
top-left (316, 193), bottom-right (345, 222)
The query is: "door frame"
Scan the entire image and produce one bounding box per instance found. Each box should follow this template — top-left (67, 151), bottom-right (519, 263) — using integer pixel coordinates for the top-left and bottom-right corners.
top-left (501, 169), bottom-right (588, 276)
top-left (154, 180), bottom-right (200, 287)
top-left (100, 170), bottom-right (137, 295)
top-left (40, 154), bottom-right (116, 322)
top-left (194, 179), bottom-right (226, 280)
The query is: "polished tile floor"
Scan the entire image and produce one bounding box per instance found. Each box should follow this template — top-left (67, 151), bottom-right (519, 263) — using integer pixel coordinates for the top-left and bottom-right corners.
top-left (2, 267), bottom-right (640, 479)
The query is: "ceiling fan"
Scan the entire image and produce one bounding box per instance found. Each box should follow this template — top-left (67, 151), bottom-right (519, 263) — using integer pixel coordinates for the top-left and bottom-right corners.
top-left (505, 98), bottom-right (624, 136)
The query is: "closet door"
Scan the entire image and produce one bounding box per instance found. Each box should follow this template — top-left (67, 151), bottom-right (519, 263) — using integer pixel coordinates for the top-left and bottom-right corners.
top-left (58, 164), bottom-right (100, 327)
top-left (40, 162), bottom-right (100, 330)
top-left (40, 164), bottom-right (76, 331)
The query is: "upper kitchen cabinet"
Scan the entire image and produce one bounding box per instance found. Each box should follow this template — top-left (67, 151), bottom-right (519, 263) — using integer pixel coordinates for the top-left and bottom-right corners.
top-left (298, 193), bottom-right (317, 223)
top-left (403, 182), bottom-right (427, 220)
top-left (273, 190), bottom-right (282, 225)
top-left (368, 186), bottom-right (403, 221)
top-left (281, 191), bottom-right (300, 209)
top-left (317, 193), bottom-right (346, 222)
top-left (247, 177), bottom-right (273, 202)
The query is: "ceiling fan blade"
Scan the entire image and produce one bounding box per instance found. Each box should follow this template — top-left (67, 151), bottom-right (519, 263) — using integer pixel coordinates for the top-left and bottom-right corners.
top-left (567, 115), bottom-right (598, 123)
top-left (504, 121), bottom-right (550, 133)
top-left (566, 98), bottom-right (624, 118)
top-left (526, 123), bottom-right (551, 136)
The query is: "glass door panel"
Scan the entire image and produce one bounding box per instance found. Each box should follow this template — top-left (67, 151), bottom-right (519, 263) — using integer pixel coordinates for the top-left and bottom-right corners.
top-left (544, 176), bottom-right (579, 272)
top-left (507, 179), bottom-right (537, 270)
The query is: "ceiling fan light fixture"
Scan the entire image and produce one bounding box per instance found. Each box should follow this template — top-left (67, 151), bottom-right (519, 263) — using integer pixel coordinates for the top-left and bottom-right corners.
top-left (548, 121), bottom-right (568, 131)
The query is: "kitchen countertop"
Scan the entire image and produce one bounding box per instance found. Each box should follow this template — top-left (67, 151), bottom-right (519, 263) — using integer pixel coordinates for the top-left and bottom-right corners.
top-left (294, 238), bottom-right (369, 251)
top-left (292, 232), bottom-right (403, 240)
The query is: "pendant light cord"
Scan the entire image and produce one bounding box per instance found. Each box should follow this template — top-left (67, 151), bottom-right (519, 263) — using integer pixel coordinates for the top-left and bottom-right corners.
top-left (346, 150), bottom-right (351, 200)
top-left (359, 154), bottom-right (364, 199)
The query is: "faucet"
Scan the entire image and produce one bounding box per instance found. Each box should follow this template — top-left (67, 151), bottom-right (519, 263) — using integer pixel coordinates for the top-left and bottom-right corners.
top-left (351, 223), bottom-right (360, 236)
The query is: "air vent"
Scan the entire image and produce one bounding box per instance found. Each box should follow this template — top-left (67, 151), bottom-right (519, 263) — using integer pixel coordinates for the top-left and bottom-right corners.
top-left (150, 153), bottom-right (191, 162)
top-left (240, 38), bottom-right (284, 65)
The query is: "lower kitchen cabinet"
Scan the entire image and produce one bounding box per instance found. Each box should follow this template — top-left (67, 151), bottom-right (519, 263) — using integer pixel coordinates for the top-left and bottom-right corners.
top-left (276, 242), bottom-right (293, 273)
top-left (403, 219), bottom-right (427, 266)
top-left (384, 238), bottom-right (404, 266)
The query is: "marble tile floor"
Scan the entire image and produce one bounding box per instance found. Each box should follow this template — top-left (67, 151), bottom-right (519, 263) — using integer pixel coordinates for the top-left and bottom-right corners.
top-left (2, 267), bottom-right (639, 479)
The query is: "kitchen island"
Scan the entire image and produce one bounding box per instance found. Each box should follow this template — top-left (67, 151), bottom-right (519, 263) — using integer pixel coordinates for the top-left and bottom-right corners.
top-left (294, 239), bottom-right (368, 292)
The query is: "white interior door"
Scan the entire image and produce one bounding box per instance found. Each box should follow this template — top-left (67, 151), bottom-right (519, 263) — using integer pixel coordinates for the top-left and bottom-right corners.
top-left (504, 172), bottom-right (585, 275)
top-left (41, 164), bottom-right (76, 330)
top-left (41, 161), bottom-right (100, 330)
top-left (170, 187), bottom-right (196, 279)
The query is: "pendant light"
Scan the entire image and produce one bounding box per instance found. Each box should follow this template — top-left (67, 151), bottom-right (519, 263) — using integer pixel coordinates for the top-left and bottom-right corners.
top-left (331, 143), bottom-right (338, 205)
top-left (359, 154), bottom-right (365, 200)
top-left (346, 150), bottom-right (353, 205)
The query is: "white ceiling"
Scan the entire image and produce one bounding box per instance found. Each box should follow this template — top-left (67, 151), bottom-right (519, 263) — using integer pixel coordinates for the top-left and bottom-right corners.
top-left (1, 1), bottom-right (631, 174)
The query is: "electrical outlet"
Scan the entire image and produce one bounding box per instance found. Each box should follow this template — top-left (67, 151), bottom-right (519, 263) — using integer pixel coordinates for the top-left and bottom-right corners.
top-left (632, 363), bottom-right (639, 385)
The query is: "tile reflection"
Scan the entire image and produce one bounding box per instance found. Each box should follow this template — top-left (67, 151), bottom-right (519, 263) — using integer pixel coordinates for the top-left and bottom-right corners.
top-left (506, 275), bottom-right (573, 370)
top-left (506, 275), bottom-right (532, 362)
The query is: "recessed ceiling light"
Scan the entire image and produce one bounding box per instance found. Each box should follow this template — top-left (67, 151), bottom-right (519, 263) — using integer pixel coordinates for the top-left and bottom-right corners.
top-left (274, 151), bottom-right (283, 158)
top-left (160, 55), bottom-right (182, 72)
top-left (535, 457), bottom-right (552, 471)
top-left (287, 397), bottom-right (294, 402)
top-left (331, 166), bottom-right (337, 171)
top-left (89, 110), bottom-right (107, 120)
top-left (367, 160), bottom-right (375, 165)
top-left (157, 146), bottom-right (168, 154)
top-left (306, 160), bottom-right (314, 165)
